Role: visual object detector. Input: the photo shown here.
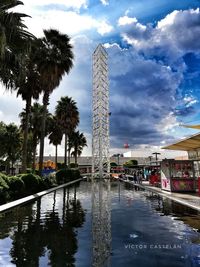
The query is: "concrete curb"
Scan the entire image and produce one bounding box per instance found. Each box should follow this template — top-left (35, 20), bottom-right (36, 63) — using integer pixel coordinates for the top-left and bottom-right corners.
top-left (0, 178), bottom-right (83, 213)
top-left (121, 179), bottom-right (200, 212)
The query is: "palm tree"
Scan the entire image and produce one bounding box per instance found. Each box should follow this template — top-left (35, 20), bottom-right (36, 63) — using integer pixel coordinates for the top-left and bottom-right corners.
top-left (0, 0), bottom-right (34, 88)
top-left (19, 103), bottom-right (52, 170)
top-left (55, 97), bottom-right (79, 166)
top-left (0, 0), bottom-right (33, 56)
top-left (70, 131), bottom-right (87, 165)
top-left (48, 116), bottom-right (63, 168)
top-left (17, 52), bottom-right (42, 173)
top-left (0, 1), bottom-right (36, 173)
top-left (35, 29), bottom-right (74, 173)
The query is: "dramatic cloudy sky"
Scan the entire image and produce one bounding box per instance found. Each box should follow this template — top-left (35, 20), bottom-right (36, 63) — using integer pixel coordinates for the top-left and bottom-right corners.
top-left (1, 0), bottom-right (200, 158)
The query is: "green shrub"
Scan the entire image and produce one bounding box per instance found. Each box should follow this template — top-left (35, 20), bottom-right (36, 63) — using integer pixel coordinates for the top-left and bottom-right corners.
top-left (123, 159), bottom-right (138, 168)
top-left (0, 176), bottom-right (9, 204)
top-left (0, 172), bottom-right (10, 185)
top-left (110, 162), bottom-right (118, 167)
top-left (56, 168), bottom-right (80, 185)
top-left (34, 170), bottom-right (40, 175)
top-left (20, 173), bottom-right (42, 194)
top-left (57, 163), bottom-right (67, 170)
top-left (69, 163), bottom-right (78, 168)
top-left (43, 173), bottom-right (57, 188)
top-left (56, 168), bottom-right (70, 184)
top-left (8, 176), bottom-right (25, 199)
top-left (72, 169), bottom-right (81, 180)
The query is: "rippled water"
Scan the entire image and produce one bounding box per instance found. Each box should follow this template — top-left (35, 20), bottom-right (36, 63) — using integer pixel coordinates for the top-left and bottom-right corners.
top-left (0, 181), bottom-right (200, 267)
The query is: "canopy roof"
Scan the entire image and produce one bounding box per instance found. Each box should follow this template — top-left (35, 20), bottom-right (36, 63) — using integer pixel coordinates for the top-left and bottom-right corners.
top-left (162, 132), bottom-right (200, 151)
top-left (180, 124), bottom-right (200, 130)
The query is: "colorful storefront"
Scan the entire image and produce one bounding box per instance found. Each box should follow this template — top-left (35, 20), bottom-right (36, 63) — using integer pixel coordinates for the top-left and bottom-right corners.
top-left (162, 125), bottom-right (200, 192)
top-left (161, 159), bottom-right (196, 192)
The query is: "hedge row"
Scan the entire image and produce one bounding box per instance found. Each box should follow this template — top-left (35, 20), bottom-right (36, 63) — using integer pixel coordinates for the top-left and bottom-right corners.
top-left (0, 168), bottom-right (81, 204)
top-left (56, 168), bottom-right (80, 185)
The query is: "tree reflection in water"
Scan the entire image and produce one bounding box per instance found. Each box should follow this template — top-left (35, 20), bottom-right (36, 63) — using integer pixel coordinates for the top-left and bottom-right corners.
top-left (0, 184), bottom-right (85, 266)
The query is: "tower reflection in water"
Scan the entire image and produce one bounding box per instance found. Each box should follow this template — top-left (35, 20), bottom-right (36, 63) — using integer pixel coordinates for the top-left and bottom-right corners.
top-left (91, 178), bottom-right (111, 267)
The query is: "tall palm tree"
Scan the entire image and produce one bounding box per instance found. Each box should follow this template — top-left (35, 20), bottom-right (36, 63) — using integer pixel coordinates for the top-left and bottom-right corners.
top-left (48, 116), bottom-right (63, 168)
top-left (70, 131), bottom-right (87, 165)
top-left (0, 0), bottom-right (33, 55)
top-left (19, 103), bottom-right (52, 170)
top-left (17, 51), bottom-right (42, 172)
top-left (0, 0), bottom-right (35, 173)
top-left (0, 0), bottom-right (34, 89)
top-left (35, 29), bottom-right (74, 173)
top-left (55, 97), bottom-right (79, 166)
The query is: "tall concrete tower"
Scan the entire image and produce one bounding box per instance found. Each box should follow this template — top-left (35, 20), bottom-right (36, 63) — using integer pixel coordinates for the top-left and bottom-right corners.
top-left (91, 44), bottom-right (111, 266)
top-left (92, 44), bottom-right (110, 178)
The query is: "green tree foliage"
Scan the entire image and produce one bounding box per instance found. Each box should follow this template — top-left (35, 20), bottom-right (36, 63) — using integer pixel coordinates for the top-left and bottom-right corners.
top-left (16, 43), bottom-right (42, 173)
top-left (0, 0), bottom-right (34, 89)
top-left (55, 96), bottom-right (79, 166)
top-left (0, 121), bottom-right (7, 158)
top-left (19, 103), bottom-right (53, 169)
top-left (70, 131), bottom-right (87, 164)
top-left (35, 30), bottom-right (74, 173)
top-left (48, 116), bottom-right (63, 168)
top-left (0, 174), bottom-right (9, 203)
top-left (0, 122), bottom-right (21, 174)
top-left (123, 159), bottom-right (138, 168)
top-left (56, 168), bottom-right (80, 185)
top-left (110, 162), bottom-right (118, 167)
top-left (20, 173), bottom-right (42, 194)
top-left (0, 1), bottom-right (35, 173)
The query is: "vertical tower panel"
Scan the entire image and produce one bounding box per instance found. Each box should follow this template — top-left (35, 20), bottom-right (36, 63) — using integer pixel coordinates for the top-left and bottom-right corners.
top-left (92, 44), bottom-right (110, 178)
top-left (91, 44), bottom-right (111, 266)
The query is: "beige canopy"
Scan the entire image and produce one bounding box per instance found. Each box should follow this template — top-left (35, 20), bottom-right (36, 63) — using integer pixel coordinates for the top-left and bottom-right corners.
top-left (162, 132), bottom-right (200, 151)
top-left (180, 124), bottom-right (200, 130)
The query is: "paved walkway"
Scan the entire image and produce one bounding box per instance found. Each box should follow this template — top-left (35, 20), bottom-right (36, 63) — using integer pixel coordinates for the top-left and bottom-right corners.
top-left (121, 179), bottom-right (200, 212)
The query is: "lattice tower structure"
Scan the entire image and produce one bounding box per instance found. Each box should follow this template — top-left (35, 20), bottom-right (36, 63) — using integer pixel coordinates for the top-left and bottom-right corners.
top-left (92, 44), bottom-right (110, 178)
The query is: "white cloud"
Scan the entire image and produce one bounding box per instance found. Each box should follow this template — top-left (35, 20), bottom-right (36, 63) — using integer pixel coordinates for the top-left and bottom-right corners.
top-left (183, 96), bottom-right (198, 107)
top-left (156, 112), bottom-right (179, 134)
top-left (0, 87), bottom-right (24, 124)
top-left (25, 11), bottom-right (95, 36)
top-left (118, 15), bottom-right (137, 26)
top-left (97, 20), bottom-right (113, 35)
top-left (15, 6), bottom-right (113, 37)
top-left (100, 0), bottom-right (109, 6)
top-left (23, 0), bottom-right (88, 10)
top-left (119, 8), bottom-right (200, 59)
top-left (157, 10), bottom-right (179, 30)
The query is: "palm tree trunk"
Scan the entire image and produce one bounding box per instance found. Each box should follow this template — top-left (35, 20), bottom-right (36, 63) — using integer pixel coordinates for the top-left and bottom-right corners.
top-left (75, 151), bottom-right (78, 165)
top-left (64, 133), bottom-right (67, 167)
top-left (21, 96), bottom-right (32, 173)
top-left (55, 145), bottom-right (58, 169)
top-left (39, 91), bottom-right (49, 174)
top-left (11, 160), bottom-right (14, 175)
top-left (32, 146), bottom-right (37, 171)
top-left (32, 136), bottom-right (38, 171)
top-left (68, 147), bottom-right (71, 165)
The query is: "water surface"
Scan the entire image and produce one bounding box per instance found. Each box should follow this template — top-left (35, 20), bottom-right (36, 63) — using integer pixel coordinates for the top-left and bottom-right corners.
top-left (0, 181), bottom-right (200, 267)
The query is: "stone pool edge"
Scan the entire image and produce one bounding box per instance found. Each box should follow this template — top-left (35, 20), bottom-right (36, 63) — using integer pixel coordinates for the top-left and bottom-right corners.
top-left (0, 178), bottom-right (83, 213)
top-left (121, 179), bottom-right (200, 212)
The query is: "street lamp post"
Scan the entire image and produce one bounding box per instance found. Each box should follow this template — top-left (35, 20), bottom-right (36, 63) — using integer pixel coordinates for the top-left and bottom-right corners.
top-left (152, 152), bottom-right (161, 165)
top-left (114, 154), bottom-right (121, 165)
top-left (148, 156), bottom-right (153, 165)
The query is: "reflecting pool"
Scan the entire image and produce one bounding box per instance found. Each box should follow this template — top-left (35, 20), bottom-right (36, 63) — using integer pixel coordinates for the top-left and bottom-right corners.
top-left (0, 180), bottom-right (200, 267)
